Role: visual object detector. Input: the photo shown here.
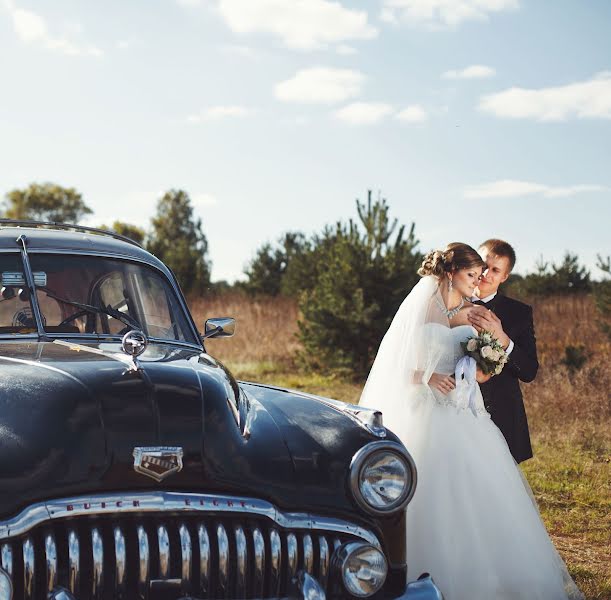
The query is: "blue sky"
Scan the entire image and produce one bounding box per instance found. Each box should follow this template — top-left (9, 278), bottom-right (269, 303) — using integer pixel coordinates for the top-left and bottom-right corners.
top-left (0, 0), bottom-right (609, 282)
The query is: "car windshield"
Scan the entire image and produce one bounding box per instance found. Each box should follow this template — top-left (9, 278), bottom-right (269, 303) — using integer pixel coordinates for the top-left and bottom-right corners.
top-left (0, 253), bottom-right (198, 344)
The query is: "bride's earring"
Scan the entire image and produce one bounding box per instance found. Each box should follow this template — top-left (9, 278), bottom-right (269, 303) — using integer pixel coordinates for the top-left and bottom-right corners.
top-left (448, 276), bottom-right (453, 292)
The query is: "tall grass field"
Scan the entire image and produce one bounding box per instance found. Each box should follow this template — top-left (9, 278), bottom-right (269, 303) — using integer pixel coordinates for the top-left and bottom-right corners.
top-left (193, 293), bottom-right (611, 600)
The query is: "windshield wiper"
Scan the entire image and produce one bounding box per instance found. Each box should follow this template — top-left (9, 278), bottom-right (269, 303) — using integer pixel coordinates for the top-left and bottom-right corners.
top-left (42, 288), bottom-right (142, 332)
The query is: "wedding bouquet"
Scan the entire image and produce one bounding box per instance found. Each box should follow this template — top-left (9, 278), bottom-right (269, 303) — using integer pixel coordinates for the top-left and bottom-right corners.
top-left (461, 330), bottom-right (509, 376)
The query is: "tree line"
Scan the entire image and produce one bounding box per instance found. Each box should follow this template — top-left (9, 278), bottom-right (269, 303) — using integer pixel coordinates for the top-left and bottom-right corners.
top-left (1, 182), bottom-right (211, 296)
top-left (2, 183), bottom-right (609, 375)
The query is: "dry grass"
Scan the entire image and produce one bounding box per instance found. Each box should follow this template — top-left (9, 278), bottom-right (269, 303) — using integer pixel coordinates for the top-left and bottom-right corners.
top-left (190, 292), bottom-right (611, 599)
top-left (191, 293), bottom-right (300, 368)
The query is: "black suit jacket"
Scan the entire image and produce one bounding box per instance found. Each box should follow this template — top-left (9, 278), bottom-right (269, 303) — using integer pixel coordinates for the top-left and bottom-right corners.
top-left (478, 294), bottom-right (539, 463)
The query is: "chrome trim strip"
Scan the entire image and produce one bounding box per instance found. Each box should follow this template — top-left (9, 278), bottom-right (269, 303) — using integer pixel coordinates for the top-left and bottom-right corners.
top-left (114, 526), bottom-right (126, 592)
top-left (269, 529), bottom-right (282, 597)
top-left (253, 527), bottom-right (265, 598)
top-left (23, 537), bottom-right (34, 599)
top-left (303, 534), bottom-right (313, 575)
top-left (179, 523), bottom-right (192, 589)
top-left (287, 533), bottom-right (298, 579)
top-left (197, 524), bottom-right (210, 596)
top-left (1, 543), bottom-right (12, 576)
top-left (68, 529), bottom-right (80, 594)
top-left (217, 524), bottom-right (229, 595)
top-left (319, 536), bottom-right (330, 587)
top-left (235, 526), bottom-right (247, 597)
top-left (137, 525), bottom-right (149, 597)
top-left (0, 491), bottom-right (380, 548)
top-left (158, 525), bottom-right (170, 579)
top-left (91, 528), bottom-right (104, 599)
top-left (0, 219), bottom-right (144, 248)
top-left (45, 532), bottom-right (58, 591)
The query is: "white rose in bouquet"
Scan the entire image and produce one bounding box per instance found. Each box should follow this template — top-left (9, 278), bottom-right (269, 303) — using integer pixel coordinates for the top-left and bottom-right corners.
top-left (480, 345), bottom-right (493, 359)
top-left (495, 364), bottom-right (503, 375)
top-left (489, 349), bottom-right (501, 361)
top-left (481, 333), bottom-right (492, 343)
top-left (466, 338), bottom-right (478, 352)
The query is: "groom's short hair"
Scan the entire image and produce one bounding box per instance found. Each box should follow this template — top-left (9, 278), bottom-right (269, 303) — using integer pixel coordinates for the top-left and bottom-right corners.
top-left (479, 239), bottom-right (516, 272)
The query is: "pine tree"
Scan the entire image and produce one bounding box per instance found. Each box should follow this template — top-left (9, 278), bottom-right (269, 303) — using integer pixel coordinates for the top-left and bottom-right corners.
top-left (297, 191), bottom-right (421, 377)
top-left (147, 190), bottom-right (211, 295)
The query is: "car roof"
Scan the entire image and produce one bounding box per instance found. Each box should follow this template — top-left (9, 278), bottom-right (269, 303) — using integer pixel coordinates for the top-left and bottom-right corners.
top-left (0, 225), bottom-right (164, 268)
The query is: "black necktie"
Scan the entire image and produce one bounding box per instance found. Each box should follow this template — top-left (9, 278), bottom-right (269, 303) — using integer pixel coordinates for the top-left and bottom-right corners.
top-left (472, 299), bottom-right (486, 306)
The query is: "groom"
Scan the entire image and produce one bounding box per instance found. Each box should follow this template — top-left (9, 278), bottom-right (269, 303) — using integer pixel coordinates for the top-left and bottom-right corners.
top-left (468, 239), bottom-right (539, 463)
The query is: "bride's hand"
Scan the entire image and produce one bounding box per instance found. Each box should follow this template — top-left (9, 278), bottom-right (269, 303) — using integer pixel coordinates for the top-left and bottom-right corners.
top-left (476, 368), bottom-right (493, 384)
top-left (428, 373), bottom-right (456, 395)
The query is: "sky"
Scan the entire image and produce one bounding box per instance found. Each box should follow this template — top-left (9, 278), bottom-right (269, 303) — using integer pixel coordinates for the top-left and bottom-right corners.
top-left (0, 0), bottom-right (609, 282)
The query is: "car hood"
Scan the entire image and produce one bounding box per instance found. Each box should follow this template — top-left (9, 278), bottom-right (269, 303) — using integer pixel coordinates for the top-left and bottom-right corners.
top-left (0, 340), bottom-right (375, 520)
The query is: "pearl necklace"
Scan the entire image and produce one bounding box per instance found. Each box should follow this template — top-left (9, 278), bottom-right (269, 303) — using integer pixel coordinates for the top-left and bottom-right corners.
top-left (435, 295), bottom-right (465, 320)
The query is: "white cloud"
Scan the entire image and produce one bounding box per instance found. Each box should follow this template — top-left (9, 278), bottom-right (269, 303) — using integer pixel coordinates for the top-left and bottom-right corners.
top-left (12, 7), bottom-right (47, 41)
top-left (187, 105), bottom-right (256, 123)
top-left (8, 4), bottom-right (102, 56)
top-left (464, 180), bottom-right (608, 199)
top-left (396, 104), bottom-right (428, 123)
top-left (216, 0), bottom-right (377, 50)
top-left (337, 44), bottom-right (357, 55)
top-left (443, 64), bottom-right (496, 79)
top-left (479, 72), bottom-right (611, 121)
top-left (381, 0), bottom-right (518, 28)
top-left (275, 67), bottom-right (365, 104)
top-left (334, 102), bottom-right (393, 125)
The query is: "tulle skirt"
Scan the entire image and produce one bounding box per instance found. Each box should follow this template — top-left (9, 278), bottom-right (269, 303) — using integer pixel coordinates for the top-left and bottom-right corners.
top-left (389, 389), bottom-right (582, 600)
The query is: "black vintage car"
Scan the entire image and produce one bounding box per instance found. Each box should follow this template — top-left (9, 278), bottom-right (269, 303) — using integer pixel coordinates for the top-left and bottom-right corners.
top-left (0, 221), bottom-right (442, 600)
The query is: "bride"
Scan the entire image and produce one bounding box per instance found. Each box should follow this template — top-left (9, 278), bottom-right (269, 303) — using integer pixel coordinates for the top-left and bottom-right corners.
top-left (360, 242), bottom-right (581, 600)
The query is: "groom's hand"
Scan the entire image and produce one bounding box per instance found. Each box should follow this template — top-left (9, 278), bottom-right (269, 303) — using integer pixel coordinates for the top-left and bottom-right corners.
top-left (468, 307), bottom-right (511, 349)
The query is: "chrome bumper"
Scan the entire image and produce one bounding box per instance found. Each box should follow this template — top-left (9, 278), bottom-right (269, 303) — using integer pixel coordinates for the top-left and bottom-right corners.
top-left (400, 573), bottom-right (444, 600)
top-left (46, 571), bottom-right (326, 599)
top-left (46, 572), bottom-right (443, 600)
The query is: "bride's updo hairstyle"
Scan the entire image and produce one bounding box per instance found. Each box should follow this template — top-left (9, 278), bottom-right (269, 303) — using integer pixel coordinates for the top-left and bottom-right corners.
top-left (418, 242), bottom-right (485, 279)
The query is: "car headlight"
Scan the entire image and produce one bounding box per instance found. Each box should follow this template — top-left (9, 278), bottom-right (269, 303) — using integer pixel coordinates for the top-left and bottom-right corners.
top-left (0, 567), bottom-right (12, 600)
top-left (349, 441), bottom-right (417, 515)
top-left (334, 542), bottom-right (388, 597)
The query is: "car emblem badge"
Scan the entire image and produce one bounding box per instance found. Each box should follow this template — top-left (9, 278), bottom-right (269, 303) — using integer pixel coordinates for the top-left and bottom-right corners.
top-left (133, 446), bottom-right (184, 482)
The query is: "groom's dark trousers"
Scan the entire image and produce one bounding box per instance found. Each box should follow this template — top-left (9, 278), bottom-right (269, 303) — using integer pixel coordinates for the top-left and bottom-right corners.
top-left (478, 294), bottom-right (539, 463)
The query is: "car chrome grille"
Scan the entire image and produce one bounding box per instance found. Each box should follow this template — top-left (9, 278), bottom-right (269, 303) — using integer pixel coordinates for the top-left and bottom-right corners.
top-left (0, 492), bottom-right (377, 599)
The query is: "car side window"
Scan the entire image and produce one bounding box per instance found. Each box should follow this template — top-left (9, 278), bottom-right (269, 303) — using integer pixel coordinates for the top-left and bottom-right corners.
top-left (0, 254), bottom-right (36, 333)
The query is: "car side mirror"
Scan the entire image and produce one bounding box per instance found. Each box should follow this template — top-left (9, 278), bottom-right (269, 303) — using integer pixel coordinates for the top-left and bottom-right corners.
top-left (202, 317), bottom-right (236, 340)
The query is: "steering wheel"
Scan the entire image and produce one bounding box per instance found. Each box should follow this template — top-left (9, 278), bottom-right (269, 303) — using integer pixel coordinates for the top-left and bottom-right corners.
top-left (58, 310), bottom-right (90, 328)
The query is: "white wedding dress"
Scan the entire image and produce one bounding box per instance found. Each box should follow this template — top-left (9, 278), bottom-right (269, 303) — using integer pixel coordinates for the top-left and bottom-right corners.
top-left (360, 277), bottom-right (582, 600)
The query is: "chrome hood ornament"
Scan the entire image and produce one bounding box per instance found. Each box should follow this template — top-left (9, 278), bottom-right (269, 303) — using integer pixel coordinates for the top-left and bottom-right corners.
top-left (122, 329), bottom-right (148, 357)
top-left (121, 330), bottom-right (148, 370)
top-left (133, 447), bottom-right (184, 482)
